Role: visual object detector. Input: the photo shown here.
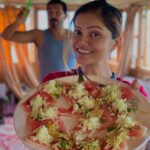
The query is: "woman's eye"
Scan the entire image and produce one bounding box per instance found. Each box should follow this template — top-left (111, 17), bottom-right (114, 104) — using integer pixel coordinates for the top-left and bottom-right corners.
top-left (90, 32), bottom-right (100, 38)
top-left (74, 30), bottom-right (81, 36)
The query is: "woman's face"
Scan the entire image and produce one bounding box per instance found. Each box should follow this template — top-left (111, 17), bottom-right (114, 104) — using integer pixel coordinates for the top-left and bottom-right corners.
top-left (72, 12), bottom-right (117, 65)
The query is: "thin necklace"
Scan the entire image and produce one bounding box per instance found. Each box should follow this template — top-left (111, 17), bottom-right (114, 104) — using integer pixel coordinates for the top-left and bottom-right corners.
top-left (77, 66), bottom-right (116, 80)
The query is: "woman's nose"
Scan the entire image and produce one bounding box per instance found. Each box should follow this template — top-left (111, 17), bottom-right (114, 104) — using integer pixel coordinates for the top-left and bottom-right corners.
top-left (78, 36), bottom-right (89, 46)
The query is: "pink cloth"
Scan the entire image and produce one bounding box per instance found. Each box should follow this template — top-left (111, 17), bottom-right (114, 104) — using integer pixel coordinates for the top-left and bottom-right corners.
top-left (0, 117), bottom-right (28, 150)
top-left (117, 77), bottom-right (148, 98)
top-left (42, 69), bottom-right (77, 83)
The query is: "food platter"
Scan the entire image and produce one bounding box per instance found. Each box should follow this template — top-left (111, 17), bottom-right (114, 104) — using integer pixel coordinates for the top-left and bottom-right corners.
top-left (13, 75), bottom-right (150, 150)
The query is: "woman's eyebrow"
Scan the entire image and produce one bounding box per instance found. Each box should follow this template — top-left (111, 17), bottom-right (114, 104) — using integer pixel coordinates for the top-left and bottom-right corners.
top-left (74, 25), bottom-right (81, 29)
top-left (87, 26), bottom-right (103, 30)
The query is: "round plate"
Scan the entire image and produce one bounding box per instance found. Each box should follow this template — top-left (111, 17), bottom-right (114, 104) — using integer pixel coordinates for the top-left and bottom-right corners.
top-left (13, 75), bottom-right (150, 150)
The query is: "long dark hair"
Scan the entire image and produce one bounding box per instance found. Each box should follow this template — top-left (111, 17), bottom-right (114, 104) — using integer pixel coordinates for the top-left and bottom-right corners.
top-left (72, 0), bottom-right (122, 39)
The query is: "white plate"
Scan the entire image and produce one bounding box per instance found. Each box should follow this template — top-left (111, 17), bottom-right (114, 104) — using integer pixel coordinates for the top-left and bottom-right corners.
top-left (13, 75), bottom-right (150, 150)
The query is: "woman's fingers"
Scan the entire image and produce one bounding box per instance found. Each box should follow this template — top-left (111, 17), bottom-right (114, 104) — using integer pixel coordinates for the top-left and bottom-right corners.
top-left (130, 79), bottom-right (139, 90)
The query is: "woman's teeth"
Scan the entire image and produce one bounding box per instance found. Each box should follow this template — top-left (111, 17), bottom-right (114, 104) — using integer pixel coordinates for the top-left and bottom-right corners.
top-left (77, 48), bottom-right (92, 54)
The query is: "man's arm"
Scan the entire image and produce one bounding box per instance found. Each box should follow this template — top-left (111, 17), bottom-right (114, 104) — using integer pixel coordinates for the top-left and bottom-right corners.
top-left (1, 8), bottom-right (38, 44)
top-left (1, 20), bottom-right (37, 43)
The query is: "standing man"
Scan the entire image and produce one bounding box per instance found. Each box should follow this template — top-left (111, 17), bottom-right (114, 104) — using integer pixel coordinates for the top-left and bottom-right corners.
top-left (1, 0), bottom-right (76, 80)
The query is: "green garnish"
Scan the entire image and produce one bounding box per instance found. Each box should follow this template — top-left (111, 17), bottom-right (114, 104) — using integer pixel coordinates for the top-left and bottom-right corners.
top-left (36, 113), bottom-right (42, 120)
top-left (127, 108), bottom-right (132, 112)
top-left (107, 125), bottom-right (117, 132)
top-left (60, 140), bottom-right (69, 149)
top-left (100, 117), bottom-right (104, 123)
top-left (53, 93), bottom-right (59, 98)
top-left (84, 109), bottom-right (90, 116)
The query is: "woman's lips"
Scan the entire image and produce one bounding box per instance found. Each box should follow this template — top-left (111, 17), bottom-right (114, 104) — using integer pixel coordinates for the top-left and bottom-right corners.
top-left (76, 48), bottom-right (93, 54)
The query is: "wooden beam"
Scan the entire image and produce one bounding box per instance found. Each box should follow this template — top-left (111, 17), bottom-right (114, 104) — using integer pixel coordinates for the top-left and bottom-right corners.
top-left (137, 8), bottom-right (142, 67)
top-left (0, 0), bottom-right (150, 9)
top-left (144, 9), bottom-right (147, 66)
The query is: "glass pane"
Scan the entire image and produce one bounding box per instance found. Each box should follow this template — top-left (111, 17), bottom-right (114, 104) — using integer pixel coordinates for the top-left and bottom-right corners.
top-left (11, 45), bottom-right (18, 63)
top-left (132, 37), bottom-right (138, 68)
top-left (38, 10), bottom-right (48, 30)
top-left (37, 10), bottom-right (75, 30)
top-left (133, 12), bottom-right (139, 36)
top-left (132, 12), bottom-right (139, 67)
top-left (132, 38), bottom-right (138, 59)
top-left (25, 8), bottom-right (36, 63)
top-left (122, 11), bottom-right (127, 32)
top-left (64, 11), bottom-right (75, 30)
top-left (25, 9), bottom-right (34, 30)
top-left (146, 10), bottom-right (150, 66)
top-left (110, 49), bottom-right (117, 60)
top-left (141, 9), bottom-right (147, 66)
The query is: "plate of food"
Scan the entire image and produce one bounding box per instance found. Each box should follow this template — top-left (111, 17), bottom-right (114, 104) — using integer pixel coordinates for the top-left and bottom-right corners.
top-left (13, 75), bottom-right (150, 150)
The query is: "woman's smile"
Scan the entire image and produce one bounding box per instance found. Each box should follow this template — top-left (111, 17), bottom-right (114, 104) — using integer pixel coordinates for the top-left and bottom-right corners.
top-left (76, 48), bottom-right (93, 54)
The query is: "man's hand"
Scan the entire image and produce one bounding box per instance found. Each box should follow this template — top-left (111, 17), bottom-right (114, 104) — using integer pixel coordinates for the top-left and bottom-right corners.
top-left (16, 8), bottom-right (29, 24)
top-left (1, 7), bottom-right (33, 42)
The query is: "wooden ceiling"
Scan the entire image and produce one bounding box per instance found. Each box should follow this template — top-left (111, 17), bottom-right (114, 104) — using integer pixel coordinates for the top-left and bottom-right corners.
top-left (0, 0), bottom-right (149, 9)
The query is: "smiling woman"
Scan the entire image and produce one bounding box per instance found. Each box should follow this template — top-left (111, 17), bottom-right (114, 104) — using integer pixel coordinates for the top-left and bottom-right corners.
top-left (0, 1), bottom-right (150, 150)
top-left (0, 0), bottom-right (150, 99)
top-left (72, 12), bottom-right (115, 66)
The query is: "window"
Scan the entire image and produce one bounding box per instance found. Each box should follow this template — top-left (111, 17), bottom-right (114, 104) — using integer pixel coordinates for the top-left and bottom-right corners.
top-left (64, 11), bottom-right (75, 30)
top-left (109, 11), bottom-right (127, 62)
top-left (38, 10), bottom-right (48, 30)
top-left (11, 45), bottom-right (18, 63)
top-left (145, 9), bottom-right (150, 66)
top-left (25, 8), bottom-right (36, 63)
top-left (122, 11), bottom-right (127, 32)
top-left (133, 7), bottom-right (150, 69)
top-left (132, 12), bottom-right (139, 68)
top-left (37, 10), bottom-right (75, 30)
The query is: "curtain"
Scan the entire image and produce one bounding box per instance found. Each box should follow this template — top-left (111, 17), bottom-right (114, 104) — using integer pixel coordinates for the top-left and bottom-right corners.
top-left (0, 6), bottom-right (39, 99)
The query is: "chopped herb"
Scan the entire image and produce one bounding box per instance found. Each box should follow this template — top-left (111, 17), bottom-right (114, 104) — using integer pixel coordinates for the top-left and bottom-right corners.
top-left (36, 113), bottom-right (42, 120)
top-left (60, 140), bottom-right (69, 149)
top-left (53, 93), bottom-right (59, 98)
top-left (107, 125), bottom-right (117, 132)
top-left (127, 108), bottom-right (132, 112)
top-left (84, 109), bottom-right (90, 116)
top-left (100, 117), bottom-right (104, 123)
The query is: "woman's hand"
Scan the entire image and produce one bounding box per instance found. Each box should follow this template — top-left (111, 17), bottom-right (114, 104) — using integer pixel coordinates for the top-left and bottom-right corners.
top-left (130, 79), bottom-right (139, 90)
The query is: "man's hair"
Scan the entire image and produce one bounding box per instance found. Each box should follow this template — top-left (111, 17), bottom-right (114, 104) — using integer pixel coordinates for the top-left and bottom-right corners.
top-left (47, 0), bottom-right (68, 14)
